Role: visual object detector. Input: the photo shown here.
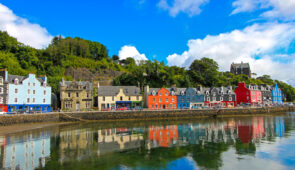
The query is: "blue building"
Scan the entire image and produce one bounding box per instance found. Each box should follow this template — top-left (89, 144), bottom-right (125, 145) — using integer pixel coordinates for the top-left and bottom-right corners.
top-left (272, 84), bottom-right (283, 104)
top-left (177, 88), bottom-right (204, 109)
top-left (1, 70), bottom-right (51, 113)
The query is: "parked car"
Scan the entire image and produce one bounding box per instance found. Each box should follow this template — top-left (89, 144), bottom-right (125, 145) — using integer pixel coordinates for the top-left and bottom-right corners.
top-left (133, 106), bottom-right (142, 110)
top-left (117, 107), bottom-right (128, 111)
top-left (202, 106), bottom-right (210, 109)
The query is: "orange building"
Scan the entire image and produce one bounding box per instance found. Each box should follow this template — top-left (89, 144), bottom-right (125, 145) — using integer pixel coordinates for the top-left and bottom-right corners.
top-left (148, 125), bottom-right (178, 147)
top-left (144, 86), bottom-right (177, 109)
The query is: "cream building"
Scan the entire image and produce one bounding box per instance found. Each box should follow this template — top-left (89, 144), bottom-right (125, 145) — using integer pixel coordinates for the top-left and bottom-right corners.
top-left (97, 83), bottom-right (142, 110)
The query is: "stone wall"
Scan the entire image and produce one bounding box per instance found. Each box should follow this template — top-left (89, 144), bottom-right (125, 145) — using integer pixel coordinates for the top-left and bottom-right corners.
top-left (0, 106), bottom-right (294, 126)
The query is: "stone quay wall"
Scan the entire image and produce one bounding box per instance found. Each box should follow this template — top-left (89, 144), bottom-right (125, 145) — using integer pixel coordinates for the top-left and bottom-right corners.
top-left (0, 106), bottom-right (294, 126)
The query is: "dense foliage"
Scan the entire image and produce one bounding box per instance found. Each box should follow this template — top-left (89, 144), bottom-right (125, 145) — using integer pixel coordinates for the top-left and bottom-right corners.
top-left (1, 30), bottom-right (295, 101)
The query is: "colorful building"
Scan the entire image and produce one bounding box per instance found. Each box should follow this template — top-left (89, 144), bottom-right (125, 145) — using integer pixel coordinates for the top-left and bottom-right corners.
top-left (144, 86), bottom-right (177, 109)
top-left (272, 84), bottom-right (283, 104)
top-left (258, 85), bottom-right (273, 105)
top-left (235, 82), bottom-right (262, 106)
top-left (97, 83), bottom-right (142, 110)
top-left (60, 79), bottom-right (93, 111)
top-left (0, 69), bottom-right (8, 113)
top-left (0, 70), bottom-right (51, 114)
top-left (203, 86), bottom-right (236, 108)
top-left (177, 87), bottom-right (204, 109)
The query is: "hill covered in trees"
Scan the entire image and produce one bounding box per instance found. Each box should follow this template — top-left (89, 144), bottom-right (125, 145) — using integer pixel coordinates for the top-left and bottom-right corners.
top-left (1, 31), bottom-right (295, 101)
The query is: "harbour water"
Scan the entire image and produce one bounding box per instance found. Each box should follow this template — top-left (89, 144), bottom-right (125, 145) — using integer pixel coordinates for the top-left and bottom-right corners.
top-left (1, 113), bottom-right (295, 170)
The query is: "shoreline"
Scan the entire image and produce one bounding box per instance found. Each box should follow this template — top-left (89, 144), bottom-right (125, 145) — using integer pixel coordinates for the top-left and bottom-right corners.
top-left (0, 106), bottom-right (294, 127)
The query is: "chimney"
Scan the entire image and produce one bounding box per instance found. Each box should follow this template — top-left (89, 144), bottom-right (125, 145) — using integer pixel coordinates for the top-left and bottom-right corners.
top-left (0, 68), bottom-right (8, 81)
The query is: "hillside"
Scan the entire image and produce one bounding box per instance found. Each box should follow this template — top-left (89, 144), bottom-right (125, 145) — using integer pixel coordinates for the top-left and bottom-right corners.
top-left (1, 31), bottom-right (295, 101)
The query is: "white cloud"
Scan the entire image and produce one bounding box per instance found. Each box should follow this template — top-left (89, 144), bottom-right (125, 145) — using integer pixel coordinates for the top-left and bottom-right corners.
top-left (118, 45), bottom-right (148, 61)
top-left (166, 22), bottom-right (295, 82)
top-left (158, 0), bottom-right (209, 17)
top-left (0, 3), bottom-right (53, 49)
top-left (231, 0), bottom-right (295, 21)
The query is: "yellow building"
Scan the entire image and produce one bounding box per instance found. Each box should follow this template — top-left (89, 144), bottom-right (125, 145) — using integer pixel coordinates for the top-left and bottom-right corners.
top-left (59, 79), bottom-right (93, 111)
top-left (97, 83), bottom-right (142, 110)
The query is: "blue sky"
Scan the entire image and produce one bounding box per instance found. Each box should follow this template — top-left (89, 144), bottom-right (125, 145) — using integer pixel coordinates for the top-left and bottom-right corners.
top-left (0, 0), bottom-right (295, 84)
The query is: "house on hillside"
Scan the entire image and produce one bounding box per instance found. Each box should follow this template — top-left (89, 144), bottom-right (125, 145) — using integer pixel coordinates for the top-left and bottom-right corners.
top-left (230, 62), bottom-right (251, 78)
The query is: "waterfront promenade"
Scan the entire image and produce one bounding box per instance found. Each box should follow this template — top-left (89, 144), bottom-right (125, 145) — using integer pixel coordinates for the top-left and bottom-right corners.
top-left (0, 106), bottom-right (294, 126)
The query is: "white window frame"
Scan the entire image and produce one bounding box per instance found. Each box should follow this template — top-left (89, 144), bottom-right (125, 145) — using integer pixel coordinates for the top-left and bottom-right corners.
top-left (0, 97), bottom-right (3, 104)
top-left (0, 87), bottom-right (3, 94)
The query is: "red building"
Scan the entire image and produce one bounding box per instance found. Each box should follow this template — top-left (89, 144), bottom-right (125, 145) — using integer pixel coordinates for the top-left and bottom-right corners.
top-left (145, 87), bottom-right (177, 110)
top-left (235, 82), bottom-right (262, 106)
top-left (0, 104), bottom-right (7, 113)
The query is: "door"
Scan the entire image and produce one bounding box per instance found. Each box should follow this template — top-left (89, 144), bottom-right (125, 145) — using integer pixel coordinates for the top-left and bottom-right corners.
top-left (76, 102), bottom-right (80, 110)
top-left (163, 105), bottom-right (166, 109)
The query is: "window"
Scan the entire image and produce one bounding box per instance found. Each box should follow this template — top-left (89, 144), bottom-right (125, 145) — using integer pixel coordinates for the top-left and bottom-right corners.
top-left (112, 96), bottom-right (114, 101)
top-left (120, 96), bottom-right (123, 101)
top-left (43, 99), bottom-right (46, 103)
top-left (170, 104), bottom-right (172, 108)
top-left (103, 96), bottom-right (106, 101)
top-left (159, 104), bottom-right (161, 108)
top-left (27, 98), bottom-right (30, 103)
top-left (15, 89), bottom-right (18, 94)
top-left (0, 77), bottom-right (3, 85)
top-left (129, 97), bottom-right (131, 101)
top-left (33, 98), bottom-right (35, 103)
top-left (166, 104), bottom-right (169, 108)
top-left (33, 90), bottom-right (35, 94)
top-left (152, 105), bottom-right (154, 108)
top-left (137, 96), bottom-right (139, 100)
top-left (229, 97), bottom-right (232, 101)
top-left (156, 104), bottom-right (158, 108)
top-left (44, 90), bottom-right (46, 95)
top-left (166, 98), bottom-right (168, 102)
top-left (14, 79), bottom-right (19, 85)
top-left (213, 97), bottom-right (216, 101)
top-left (159, 92), bottom-right (162, 96)
top-left (174, 104), bottom-right (176, 108)
top-left (76, 92), bottom-right (79, 97)
top-left (65, 102), bottom-right (72, 108)
top-left (247, 96), bottom-right (249, 100)
top-left (220, 97), bottom-right (223, 101)
top-left (165, 92), bottom-right (168, 96)
top-left (207, 97), bottom-right (210, 101)
top-left (86, 101), bottom-right (90, 108)
top-left (28, 82), bottom-right (30, 86)
top-left (172, 98), bottom-right (175, 102)
top-left (33, 83), bottom-right (35, 86)
top-left (0, 97), bottom-right (2, 104)
top-left (14, 98), bottom-right (17, 103)
top-left (159, 98), bottom-right (162, 102)
top-left (153, 98), bottom-right (155, 102)
top-left (28, 89), bottom-right (30, 94)
top-left (0, 87), bottom-right (2, 94)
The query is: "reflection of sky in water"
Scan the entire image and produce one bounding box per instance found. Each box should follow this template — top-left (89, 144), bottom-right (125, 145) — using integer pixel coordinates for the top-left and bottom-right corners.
top-left (167, 157), bottom-right (198, 170)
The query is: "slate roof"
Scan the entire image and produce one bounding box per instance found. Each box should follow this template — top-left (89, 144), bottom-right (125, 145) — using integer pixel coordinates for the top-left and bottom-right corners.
top-left (231, 62), bottom-right (250, 68)
top-left (98, 86), bottom-right (141, 96)
top-left (60, 81), bottom-right (93, 90)
top-left (7, 74), bottom-right (45, 84)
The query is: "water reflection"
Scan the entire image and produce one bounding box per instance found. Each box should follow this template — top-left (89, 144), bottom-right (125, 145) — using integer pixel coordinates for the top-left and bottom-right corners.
top-left (0, 114), bottom-right (295, 170)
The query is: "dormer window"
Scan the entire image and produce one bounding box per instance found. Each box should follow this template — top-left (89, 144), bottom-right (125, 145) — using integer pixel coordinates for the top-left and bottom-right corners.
top-left (14, 78), bottom-right (19, 85)
top-left (206, 91), bottom-right (209, 95)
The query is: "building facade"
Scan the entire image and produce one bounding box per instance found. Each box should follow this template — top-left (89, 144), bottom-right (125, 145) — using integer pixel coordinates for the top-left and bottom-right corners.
top-left (97, 84), bottom-right (142, 110)
top-left (0, 69), bottom-right (8, 113)
top-left (258, 85), bottom-right (273, 105)
top-left (230, 62), bottom-right (251, 78)
top-left (0, 70), bottom-right (51, 114)
top-left (177, 88), bottom-right (204, 109)
top-left (203, 86), bottom-right (236, 108)
top-left (235, 82), bottom-right (262, 106)
top-left (144, 86), bottom-right (177, 110)
top-left (60, 79), bottom-right (93, 111)
top-left (272, 84), bottom-right (283, 104)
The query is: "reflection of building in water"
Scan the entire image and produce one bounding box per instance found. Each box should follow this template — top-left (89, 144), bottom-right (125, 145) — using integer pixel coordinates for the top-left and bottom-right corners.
top-left (264, 116), bottom-right (275, 138)
top-left (275, 117), bottom-right (285, 137)
top-left (97, 128), bottom-right (144, 155)
top-left (2, 131), bottom-right (50, 170)
top-left (148, 125), bottom-right (178, 147)
top-left (59, 129), bottom-right (94, 163)
top-left (238, 117), bottom-right (266, 143)
top-left (252, 117), bottom-right (265, 142)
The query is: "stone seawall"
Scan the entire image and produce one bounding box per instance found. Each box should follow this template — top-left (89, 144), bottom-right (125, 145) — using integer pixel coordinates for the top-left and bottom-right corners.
top-left (0, 106), bottom-right (294, 126)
